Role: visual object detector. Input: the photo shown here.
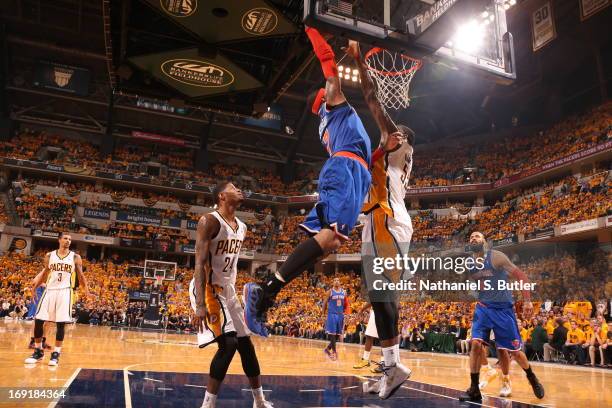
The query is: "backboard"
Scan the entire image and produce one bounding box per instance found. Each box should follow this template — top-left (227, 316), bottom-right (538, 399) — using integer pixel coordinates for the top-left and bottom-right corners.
top-left (304, 0), bottom-right (516, 83)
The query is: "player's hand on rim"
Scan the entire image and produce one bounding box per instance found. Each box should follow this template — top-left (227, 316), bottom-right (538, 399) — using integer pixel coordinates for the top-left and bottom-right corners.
top-left (343, 40), bottom-right (361, 59)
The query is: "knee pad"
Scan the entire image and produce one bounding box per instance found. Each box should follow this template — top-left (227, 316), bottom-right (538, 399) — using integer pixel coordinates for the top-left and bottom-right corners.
top-left (210, 333), bottom-right (238, 381)
top-left (237, 337), bottom-right (261, 378)
top-left (34, 319), bottom-right (45, 339)
top-left (56, 322), bottom-right (66, 341)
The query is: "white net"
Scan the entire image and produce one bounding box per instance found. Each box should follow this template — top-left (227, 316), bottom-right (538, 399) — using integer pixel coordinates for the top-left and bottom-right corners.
top-left (364, 48), bottom-right (422, 110)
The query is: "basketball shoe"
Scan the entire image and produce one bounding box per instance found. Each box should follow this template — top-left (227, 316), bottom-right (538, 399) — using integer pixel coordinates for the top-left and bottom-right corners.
top-left (527, 374), bottom-right (545, 399)
top-left (253, 398), bottom-right (274, 408)
top-left (24, 349), bottom-right (44, 364)
top-left (363, 377), bottom-right (383, 394)
top-left (459, 384), bottom-right (482, 402)
top-left (378, 363), bottom-right (411, 399)
top-left (353, 358), bottom-right (370, 369)
top-left (479, 366), bottom-right (498, 389)
top-left (243, 283), bottom-right (269, 337)
top-left (48, 352), bottom-right (60, 366)
top-left (499, 375), bottom-right (512, 397)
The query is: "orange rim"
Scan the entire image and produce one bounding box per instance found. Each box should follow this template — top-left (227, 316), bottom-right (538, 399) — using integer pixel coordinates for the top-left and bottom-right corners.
top-left (364, 47), bottom-right (422, 77)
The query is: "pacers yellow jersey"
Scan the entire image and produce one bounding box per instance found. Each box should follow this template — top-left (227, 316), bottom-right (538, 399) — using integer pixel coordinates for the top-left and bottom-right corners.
top-left (362, 141), bottom-right (413, 225)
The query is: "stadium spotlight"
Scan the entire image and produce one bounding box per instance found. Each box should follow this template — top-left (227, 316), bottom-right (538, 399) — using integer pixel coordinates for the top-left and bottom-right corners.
top-left (451, 20), bottom-right (484, 53)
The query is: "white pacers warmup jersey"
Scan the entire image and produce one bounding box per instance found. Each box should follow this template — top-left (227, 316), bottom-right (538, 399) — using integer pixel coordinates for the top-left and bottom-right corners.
top-left (46, 250), bottom-right (76, 290)
top-left (190, 211), bottom-right (251, 347)
top-left (207, 211), bottom-right (247, 288)
top-left (36, 250), bottom-right (76, 323)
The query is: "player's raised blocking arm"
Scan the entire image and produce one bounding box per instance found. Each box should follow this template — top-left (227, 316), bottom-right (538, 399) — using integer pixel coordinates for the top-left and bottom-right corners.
top-left (346, 40), bottom-right (398, 141)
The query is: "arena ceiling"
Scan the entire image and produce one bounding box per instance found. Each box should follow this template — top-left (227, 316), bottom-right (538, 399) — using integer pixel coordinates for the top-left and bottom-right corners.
top-left (1, 0), bottom-right (610, 165)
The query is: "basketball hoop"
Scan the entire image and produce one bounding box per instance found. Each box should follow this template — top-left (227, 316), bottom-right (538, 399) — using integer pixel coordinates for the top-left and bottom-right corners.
top-left (154, 276), bottom-right (164, 289)
top-left (364, 47), bottom-right (422, 110)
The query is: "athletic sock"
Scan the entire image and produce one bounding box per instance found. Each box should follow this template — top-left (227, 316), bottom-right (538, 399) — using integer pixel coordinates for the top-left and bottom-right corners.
top-left (203, 391), bottom-right (217, 405)
top-left (382, 346), bottom-right (397, 367)
top-left (251, 387), bottom-right (264, 401)
top-left (470, 372), bottom-right (480, 387)
top-left (393, 344), bottom-right (401, 364)
top-left (363, 350), bottom-right (371, 360)
top-left (54, 347), bottom-right (61, 353)
top-left (523, 365), bottom-right (535, 378)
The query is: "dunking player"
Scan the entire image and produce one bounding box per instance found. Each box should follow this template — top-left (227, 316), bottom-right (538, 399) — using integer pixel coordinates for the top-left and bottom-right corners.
top-left (322, 278), bottom-right (349, 360)
top-left (25, 233), bottom-right (89, 366)
top-left (191, 182), bottom-right (272, 408)
top-left (460, 231), bottom-right (545, 401)
top-left (346, 40), bottom-right (414, 399)
top-left (243, 27), bottom-right (371, 335)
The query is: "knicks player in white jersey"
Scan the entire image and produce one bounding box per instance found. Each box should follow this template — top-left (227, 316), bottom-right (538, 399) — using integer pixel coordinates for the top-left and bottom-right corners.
top-left (25, 232), bottom-right (89, 366)
top-left (191, 182), bottom-right (272, 408)
top-left (346, 40), bottom-right (414, 399)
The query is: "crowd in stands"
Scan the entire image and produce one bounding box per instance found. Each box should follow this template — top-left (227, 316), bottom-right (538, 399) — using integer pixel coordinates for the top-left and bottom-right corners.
top-left (6, 165), bottom-right (610, 255)
top-left (411, 101), bottom-right (611, 186)
top-left (1, 248), bottom-right (609, 366)
top-left (0, 102), bottom-right (609, 197)
top-left (0, 201), bottom-right (9, 224)
top-left (270, 169), bottom-right (610, 254)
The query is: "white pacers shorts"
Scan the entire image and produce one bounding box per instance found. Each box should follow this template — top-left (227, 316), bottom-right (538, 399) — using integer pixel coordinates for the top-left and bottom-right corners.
top-left (189, 280), bottom-right (250, 348)
top-left (365, 309), bottom-right (379, 338)
top-left (35, 288), bottom-right (73, 323)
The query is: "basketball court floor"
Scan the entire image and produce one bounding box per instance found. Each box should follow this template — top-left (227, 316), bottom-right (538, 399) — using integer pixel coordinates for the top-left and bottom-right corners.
top-left (0, 321), bottom-right (609, 407)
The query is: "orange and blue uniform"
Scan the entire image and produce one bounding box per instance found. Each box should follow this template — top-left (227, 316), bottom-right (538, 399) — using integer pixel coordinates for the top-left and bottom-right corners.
top-left (299, 102), bottom-right (371, 239)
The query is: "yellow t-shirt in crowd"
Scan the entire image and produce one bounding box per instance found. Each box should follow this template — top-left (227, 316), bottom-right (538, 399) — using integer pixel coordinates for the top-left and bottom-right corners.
top-left (545, 320), bottom-right (555, 335)
top-left (520, 328), bottom-right (529, 342)
top-left (567, 328), bottom-right (585, 344)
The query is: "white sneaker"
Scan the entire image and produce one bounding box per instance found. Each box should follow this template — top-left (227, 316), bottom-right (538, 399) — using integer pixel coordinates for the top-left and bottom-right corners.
top-left (362, 377), bottom-right (383, 394)
top-left (499, 376), bottom-right (512, 397)
top-left (253, 399), bottom-right (273, 408)
top-left (378, 363), bottom-right (411, 399)
top-left (479, 367), bottom-right (498, 390)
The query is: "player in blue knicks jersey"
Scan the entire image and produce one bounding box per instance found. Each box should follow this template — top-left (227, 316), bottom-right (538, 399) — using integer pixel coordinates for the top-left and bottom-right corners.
top-left (460, 231), bottom-right (545, 402)
top-left (322, 279), bottom-right (349, 361)
top-left (243, 27), bottom-right (371, 336)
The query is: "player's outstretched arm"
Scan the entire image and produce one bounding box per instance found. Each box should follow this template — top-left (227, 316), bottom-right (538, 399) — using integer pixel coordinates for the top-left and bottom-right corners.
top-left (346, 40), bottom-right (398, 147)
top-left (74, 254), bottom-right (89, 298)
top-left (193, 214), bottom-right (220, 331)
top-left (305, 26), bottom-right (346, 106)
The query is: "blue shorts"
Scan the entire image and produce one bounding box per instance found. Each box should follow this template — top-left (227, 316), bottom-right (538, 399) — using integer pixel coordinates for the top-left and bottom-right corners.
top-left (325, 313), bottom-right (345, 335)
top-left (471, 303), bottom-right (522, 350)
top-left (300, 155), bottom-right (371, 239)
